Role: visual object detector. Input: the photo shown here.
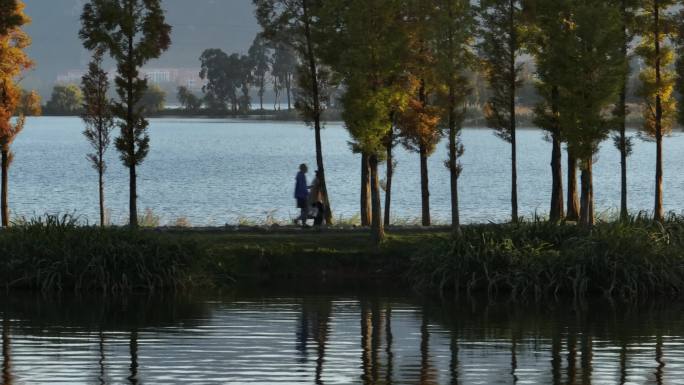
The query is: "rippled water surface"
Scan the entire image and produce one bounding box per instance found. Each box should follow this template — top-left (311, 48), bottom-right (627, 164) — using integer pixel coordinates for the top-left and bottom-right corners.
top-left (9, 117), bottom-right (684, 225)
top-left (1, 291), bottom-right (684, 384)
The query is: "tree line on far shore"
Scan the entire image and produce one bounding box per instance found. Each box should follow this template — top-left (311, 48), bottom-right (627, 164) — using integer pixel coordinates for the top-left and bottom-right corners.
top-left (2, 0), bottom-right (684, 246)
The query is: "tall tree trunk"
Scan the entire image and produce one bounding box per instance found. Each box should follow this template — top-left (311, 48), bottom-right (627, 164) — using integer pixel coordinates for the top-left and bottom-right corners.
top-left (99, 168), bottom-right (105, 227)
top-left (567, 150), bottom-right (580, 221)
top-left (509, 0), bottom-right (518, 224)
top-left (126, 30), bottom-right (138, 229)
top-left (384, 138), bottom-right (393, 228)
top-left (619, 126), bottom-right (628, 221)
top-left (369, 154), bottom-right (384, 244)
top-left (274, 86), bottom-right (279, 110)
top-left (549, 86), bottom-right (564, 222)
top-left (129, 164), bottom-right (138, 227)
top-left (580, 159), bottom-right (594, 227)
top-left (619, 0), bottom-right (629, 221)
top-left (302, 0), bottom-right (333, 225)
top-left (654, 1), bottom-right (664, 222)
top-left (420, 144), bottom-right (431, 227)
top-left (361, 153), bottom-right (371, 227)
top-left (418, 80), bottom-right (431, 227)
top-left (1, 149), bottom-right (8, 228)
top-left (286, 75), bottom-right (292, 111)
top-left (448, 86), bottom-right (460, 233)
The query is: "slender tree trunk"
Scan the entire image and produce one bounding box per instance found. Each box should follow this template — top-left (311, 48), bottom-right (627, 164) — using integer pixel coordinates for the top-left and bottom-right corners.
top-left (509, 0), bottom-right (518, 224)
top-left (126, 29), bottom-right (138, 228)
top-left (619, 126), bottom-right (628, 221)
top-left (99, 168), bottom-right (105, 227)
top-left (274, 86), bottom-right (279, 111)
top-left (302, 0), bottom-right (333, 225)
top-left (361, 153), bottom-right (371, 227)
top-left (619, 0), bottom-right (629, 222)
top-left (567, 150), bottom-right (580, 221)
top-left (384, 137), bottom-right (393, 228)
top-left (580, 159), bottom-right (594, 227)
top-left (129, 164), bottom-right (137, 227)
top-left (448, 86), bottom-right (460, 233)
top-left (549, 87), bottom-right (564, 222)
top-left (418, 80), bottom-right (431, 227)
top-left (369, 154), bottom-right (384, 244)
top-left (420, 145), bottom-right (431, 227)
top-left (286, 75), bottom-right (292, 111)
top-left (1, 149), bottom-right (8, 228)
top-left (654, 1), bottom-right (664, 222)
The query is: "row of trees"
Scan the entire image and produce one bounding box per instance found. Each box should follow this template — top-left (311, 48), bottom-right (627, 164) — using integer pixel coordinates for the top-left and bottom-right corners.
top-left (44, 83), bottom-right (166, 115)
top-left (253, 0), bottom-right (684, 242)
top-left (79, 0), bottom-right (171, 228)
top-left (196, 37), bottom-right (298, 114)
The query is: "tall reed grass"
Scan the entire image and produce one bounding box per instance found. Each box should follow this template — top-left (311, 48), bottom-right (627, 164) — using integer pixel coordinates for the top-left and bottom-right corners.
top-left (408, 215), bottom-right (684, 299)
top-left (0, 215), bottom-right (202, 292)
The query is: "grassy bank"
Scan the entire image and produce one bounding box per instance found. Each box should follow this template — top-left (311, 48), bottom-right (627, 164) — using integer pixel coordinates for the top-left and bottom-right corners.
top-left (3, 215), bottom-right (684, 299)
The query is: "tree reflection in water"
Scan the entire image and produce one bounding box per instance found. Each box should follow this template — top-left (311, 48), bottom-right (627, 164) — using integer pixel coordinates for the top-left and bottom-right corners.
top-left (296, 297), bottom-right (332, 384)
top-left (2, 315), bottom-right (11, 385)
top-left (0, 294), bottom-right (682, 384)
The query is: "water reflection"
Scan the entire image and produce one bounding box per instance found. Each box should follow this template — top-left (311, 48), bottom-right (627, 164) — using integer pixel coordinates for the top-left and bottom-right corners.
top-left (0, 293), bottom-right (683, 384)
top-left (2, 315), bottom-right (11, 385)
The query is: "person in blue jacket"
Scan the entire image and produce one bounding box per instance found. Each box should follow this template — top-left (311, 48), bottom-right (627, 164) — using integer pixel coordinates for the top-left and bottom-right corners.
top-left (294, 163), bottom-right (310, 227)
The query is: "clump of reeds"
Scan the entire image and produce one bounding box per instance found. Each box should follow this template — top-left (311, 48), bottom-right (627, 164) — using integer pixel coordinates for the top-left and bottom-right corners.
top-left (0, 214), bottom-right (203, 292)
top-left (408, 215), bottom-right (684, 300)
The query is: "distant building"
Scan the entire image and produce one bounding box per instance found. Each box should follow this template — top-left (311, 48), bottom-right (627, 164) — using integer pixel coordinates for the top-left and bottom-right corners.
top-left (56, 67), bottom-right (205, 90)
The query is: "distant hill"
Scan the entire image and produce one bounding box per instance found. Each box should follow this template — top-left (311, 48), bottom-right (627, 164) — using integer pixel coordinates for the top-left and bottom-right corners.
top-left (22, 0), bottom-right (260, 97)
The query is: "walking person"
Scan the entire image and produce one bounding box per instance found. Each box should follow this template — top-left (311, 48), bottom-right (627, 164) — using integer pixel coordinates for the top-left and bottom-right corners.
top-left (294, 163), bottom-right (310, 228)
top-left (308, 170), bottom-right (325, 226)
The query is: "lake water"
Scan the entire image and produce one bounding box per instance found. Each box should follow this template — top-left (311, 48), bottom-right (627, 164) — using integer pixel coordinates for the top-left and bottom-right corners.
top-left (9, 117), bottom-right (684, 225)
top-left (1, 290), bottom-right (683, 384)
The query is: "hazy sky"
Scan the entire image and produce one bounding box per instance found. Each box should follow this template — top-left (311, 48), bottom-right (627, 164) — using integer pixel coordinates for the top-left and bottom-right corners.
top-left (22, 0), bottom-right (260, 95)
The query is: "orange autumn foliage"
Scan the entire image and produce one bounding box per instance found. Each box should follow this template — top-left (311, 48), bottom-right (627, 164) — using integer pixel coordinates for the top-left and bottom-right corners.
top-left (398, 96), bottom-right (442, 154)
top-left (0, 0), bottom-right (33, 150)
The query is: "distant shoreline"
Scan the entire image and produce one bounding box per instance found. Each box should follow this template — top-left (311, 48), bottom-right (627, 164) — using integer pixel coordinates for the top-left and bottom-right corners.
top-left (36, 109), bottom-right (652, 130)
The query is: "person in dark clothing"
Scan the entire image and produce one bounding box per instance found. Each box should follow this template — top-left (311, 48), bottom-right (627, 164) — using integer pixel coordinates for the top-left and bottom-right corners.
top-left (308, 170), bottom-right (325, 226)
top-left (294, 164), bottom-right (310, 227)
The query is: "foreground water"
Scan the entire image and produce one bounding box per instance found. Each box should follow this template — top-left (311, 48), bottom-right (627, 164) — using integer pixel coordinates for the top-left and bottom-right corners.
top-left (1, 290), bottom-right (683, 384)
top-left (10, 117), bottom-right (684, 225)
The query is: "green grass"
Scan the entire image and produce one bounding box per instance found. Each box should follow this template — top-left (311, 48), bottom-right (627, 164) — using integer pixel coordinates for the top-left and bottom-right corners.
top-left (172, 229), bottom-right (448, 285)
